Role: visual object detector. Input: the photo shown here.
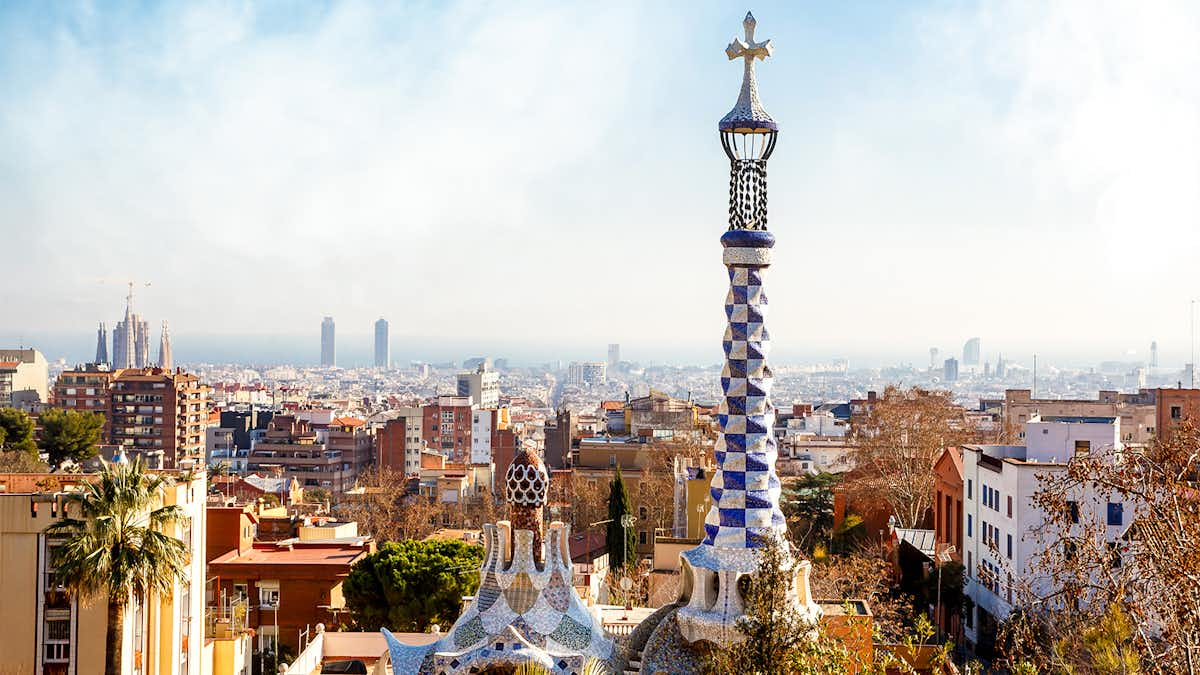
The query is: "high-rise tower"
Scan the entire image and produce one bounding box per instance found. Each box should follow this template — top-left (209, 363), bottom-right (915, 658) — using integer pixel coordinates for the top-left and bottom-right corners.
top-left (963, 337), bottom-right (981, 368)
top-left (320, 316), bottom-right (336, 367)
top-left (95, 322), bottom-right (109, 365)
top-left (158, 321), bottom-right (173, 370)
top-left (374, 318), bottom-right (389, 368)
top-left (676, 12), bottom-right (820, 646)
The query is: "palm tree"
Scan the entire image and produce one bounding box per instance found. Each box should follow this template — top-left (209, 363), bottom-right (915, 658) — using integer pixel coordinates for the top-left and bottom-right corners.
top-left (46, 457), bottom-right (191, 675)
top-left (208, 460), bottom-right (231, 498)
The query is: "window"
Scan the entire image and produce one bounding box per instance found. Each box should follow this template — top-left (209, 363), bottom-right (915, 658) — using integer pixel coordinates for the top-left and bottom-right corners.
top-left (1074, 440), bottom-right (1091, 457)
top-left (967, 479), bottom-right (973, 500)
top-left (1064, 540), bottom-right (1077, 560)
top-left (1172, 406), bottom-right (1182, 420)
top-left (639, 506), bottom-right (648, 520)
top-left (259, 584), bottom-right (279, 608)
top-left (1007, 534), bottom-right (1012, 559)
top-left (967, 514), bottom-right (972, 538)
top-left (1107, 502), bottom-right (1123, 526)
top-left (1007, 495), bottom-right (1013, 518)
top-left (44, 642), bottom-right (71, 663)
top-left (1108, 542), bottom-right (1123, 568)
top-left (638, 531), bottom-right (647, 545)
top-left (1067, 501), bottom-right (1079, 524)
top-left (46, 619), bottom-right (70, 640)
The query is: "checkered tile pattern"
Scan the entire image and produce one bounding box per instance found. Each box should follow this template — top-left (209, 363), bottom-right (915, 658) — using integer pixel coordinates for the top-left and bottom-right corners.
top-left (704, 263), bottom-right (786, 549)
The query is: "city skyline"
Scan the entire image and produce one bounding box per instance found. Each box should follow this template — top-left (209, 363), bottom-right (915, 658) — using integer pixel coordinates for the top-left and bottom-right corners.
top-left (1, 2), bottom-right (1197, 359)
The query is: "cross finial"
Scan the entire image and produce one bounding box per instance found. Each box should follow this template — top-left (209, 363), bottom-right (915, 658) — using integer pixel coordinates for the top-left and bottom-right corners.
top-left (719, 11), bottom-right (777, 133)
top-left (726, 11), bottom-right (773, 64)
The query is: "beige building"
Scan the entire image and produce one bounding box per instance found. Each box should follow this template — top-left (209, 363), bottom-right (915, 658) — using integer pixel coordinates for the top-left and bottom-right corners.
top-left (0, 347), bottom-right (49, 407)
top-left (1003, 388), bottom-right (1157, 444)
top-left (0, 467), bottom-right (207, 675)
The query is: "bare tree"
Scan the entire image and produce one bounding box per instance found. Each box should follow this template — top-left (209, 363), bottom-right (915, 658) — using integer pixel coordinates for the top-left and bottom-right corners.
top-left (999, 421), bottom-right (1200, 674)
top-left (340, 467), bottom-right (445, 542)
top-left (851, 386), bottom-right (974, 528)
top-left (809, 547), bottom-right (916, 642)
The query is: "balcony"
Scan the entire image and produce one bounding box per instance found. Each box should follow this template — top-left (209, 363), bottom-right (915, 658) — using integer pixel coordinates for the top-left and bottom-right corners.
top-left (44, 588), bottom-right (71, 609)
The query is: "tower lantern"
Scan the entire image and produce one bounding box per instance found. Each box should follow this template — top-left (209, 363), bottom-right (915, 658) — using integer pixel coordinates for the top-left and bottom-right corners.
top-left (720, 11), bottom-right (777, 231)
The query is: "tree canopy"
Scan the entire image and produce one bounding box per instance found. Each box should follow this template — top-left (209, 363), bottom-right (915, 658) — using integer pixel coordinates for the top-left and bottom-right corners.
top-left (0, 407), bottom-right (37, 455)
top-left (782, 472), bottom-right (840, 553)
top-left (343, 538), bottom-right (484, 632)
top-left (38, 408), bottom-right (104, 466)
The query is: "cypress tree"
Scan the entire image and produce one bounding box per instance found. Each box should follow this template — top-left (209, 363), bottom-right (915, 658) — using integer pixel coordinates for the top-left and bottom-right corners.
top-left (606, 464), bottom-right (637, 570)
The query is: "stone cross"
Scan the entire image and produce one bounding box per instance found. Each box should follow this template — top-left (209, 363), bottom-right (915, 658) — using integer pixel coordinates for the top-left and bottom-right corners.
top-left (725, 12), bottom-right (773, 65)
top-left (719, 11), bottom-right (776, 133)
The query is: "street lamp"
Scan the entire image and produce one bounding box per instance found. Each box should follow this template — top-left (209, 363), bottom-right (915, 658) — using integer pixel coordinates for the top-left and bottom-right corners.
top-left (935, 544), bottom-right (956, 635)
top-left (620, 576), bottom-right (633, 621)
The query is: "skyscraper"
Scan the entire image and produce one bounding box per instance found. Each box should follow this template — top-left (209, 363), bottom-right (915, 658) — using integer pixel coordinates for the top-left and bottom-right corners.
top-left (374, 318), bottom-right (390, 368)
top-left (607, 343), bottom-right (620, 366)
top-left (1151, 340), bottom-right (1159, 368)
top-left (963, 337), bottom-right (981, 367)
top-left (929, 347), bottom-right (939, 369)
top-left (944, 357), bottom-right (960, 381)
top-left (95, 322), bottom-right (109, 365)
top-left (321, 316), bottom-right (336, 367)
top-left (157, 320), bottom-right (172, 370)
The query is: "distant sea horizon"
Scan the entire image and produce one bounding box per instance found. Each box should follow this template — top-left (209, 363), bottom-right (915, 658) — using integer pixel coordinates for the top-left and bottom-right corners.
top-left (0, 330), bottom-right (1185, 373)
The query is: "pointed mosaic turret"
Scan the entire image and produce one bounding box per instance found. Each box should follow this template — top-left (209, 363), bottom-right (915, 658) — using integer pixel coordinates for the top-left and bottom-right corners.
top-left (383, 452), bottom-right (617, 674)
top-left (675, 11), bottom-right (821, 647)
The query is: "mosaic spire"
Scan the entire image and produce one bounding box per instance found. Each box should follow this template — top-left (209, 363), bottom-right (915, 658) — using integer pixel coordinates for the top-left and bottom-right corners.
top-left (676, 11), bottom-right (821, 647)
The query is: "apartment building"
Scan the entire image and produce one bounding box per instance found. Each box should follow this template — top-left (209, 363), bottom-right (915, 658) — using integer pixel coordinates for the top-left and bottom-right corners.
top-left (456, 364), bottom-right (500, 409)
top-left (0, 468), bottom-right (207, 675)
top-left (0, 347), bottom-right (49, 407)
top-left (246, 415), bottom-right (369, 495)
top-left (207, 510), bottom-right (374, 655)
top-left (1154, 387), bottom-right (1200, 440)
top-left (421, 395), bottom-right (474, 462)
top-left (961, 416), bottom-right (1132, 653)
top-left (53, 364), bottom-right (116, 435)
top-left (109, 368), bottom-right (208, 468)
top-left (376, 407), bottom-right (424, 474)
top-left (1002, 388), bottom-right (1156, 444)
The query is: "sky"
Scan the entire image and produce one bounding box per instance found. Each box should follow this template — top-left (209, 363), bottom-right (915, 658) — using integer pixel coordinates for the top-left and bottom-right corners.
top-left (1, 1), bottom-right (1198, 368)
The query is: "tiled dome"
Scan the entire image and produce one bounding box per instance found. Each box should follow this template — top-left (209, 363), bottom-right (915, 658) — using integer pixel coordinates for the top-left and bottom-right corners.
top-left (505, 448), bottom-right (548, 507)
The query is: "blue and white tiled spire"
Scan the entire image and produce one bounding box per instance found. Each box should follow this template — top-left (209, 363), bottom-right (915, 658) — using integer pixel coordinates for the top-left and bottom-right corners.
top-left (704, 229), bottom-right (785, 549)
top-left (676, 11), bottom-right (821, 647)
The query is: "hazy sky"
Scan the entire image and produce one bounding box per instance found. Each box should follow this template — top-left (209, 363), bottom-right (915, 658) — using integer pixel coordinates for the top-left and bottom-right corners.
top-left (1, 1), bottom-right (1198, 367)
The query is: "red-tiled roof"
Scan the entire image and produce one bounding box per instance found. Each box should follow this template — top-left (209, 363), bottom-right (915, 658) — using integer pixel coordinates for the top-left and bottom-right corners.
top-left (209, 543), bottom-right (367, 566)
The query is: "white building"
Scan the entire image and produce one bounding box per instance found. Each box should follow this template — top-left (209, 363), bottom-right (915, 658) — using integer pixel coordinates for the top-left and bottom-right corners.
top-left (961, 415), bottom-right (1132, 650)
top-left (567, 361), bottom-right (606, 387)
top-left (0, 348), bottom-right (48, 407)
top-left (457, 365), bottom-right (500, 409)
top-left (470, 409), bottom-right (496, 466)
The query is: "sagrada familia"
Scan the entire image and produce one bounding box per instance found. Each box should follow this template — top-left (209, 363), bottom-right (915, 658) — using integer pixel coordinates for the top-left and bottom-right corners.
top-left (382, 12), bottom-right (824, 674)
